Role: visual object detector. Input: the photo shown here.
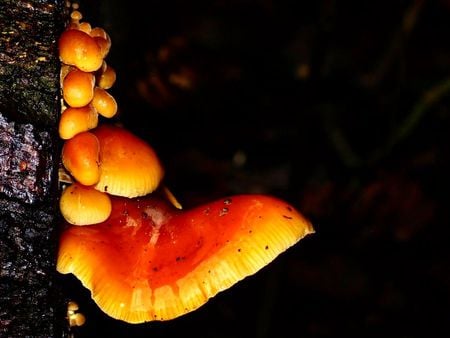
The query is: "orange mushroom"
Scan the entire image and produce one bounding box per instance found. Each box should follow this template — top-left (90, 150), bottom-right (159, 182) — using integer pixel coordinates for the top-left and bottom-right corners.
top-left (92, 124), bottom-right (164, 198)
top-left (90, 27), bottom-right (109, 40)
top-left (96, 62), bottom-right (116, 89)
top-left (77, 21), bottom-right (92, 35)
top-left (62, 69), bottom-right (95, 108)
top-left (60, 182), bottom-right (112, 226)
top-left (62, 131), bottom-right (100, 186)
top-left (69, 9), bottom-right (83, 24)
top-left (90, 27), bottom-right (112, 59)
top-left (57, 193), bottom-right (313, 323)
top-left (58, 28), bottom-right (103, 72)
top-left (59, 105), bottom-right (99, 140)
top-left (91, 87), bottom-right (118, 118)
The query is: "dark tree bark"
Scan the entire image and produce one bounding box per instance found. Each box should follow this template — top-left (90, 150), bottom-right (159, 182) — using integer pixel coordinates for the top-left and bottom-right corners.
top-left (0, 0), bottom-right (69, 336)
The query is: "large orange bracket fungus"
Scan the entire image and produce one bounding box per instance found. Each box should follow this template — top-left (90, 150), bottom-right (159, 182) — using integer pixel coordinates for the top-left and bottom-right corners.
top-left (56, 1), bottom-right (314, 325)
top-left (57, 193), bottom-right (314, 323)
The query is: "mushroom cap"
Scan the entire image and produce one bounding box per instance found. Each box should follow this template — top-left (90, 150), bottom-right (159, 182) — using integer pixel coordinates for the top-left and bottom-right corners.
top-left (59, 105), bottom-right (98, 140)
top-left (62, 69), bottom-right (95, 108)
top-left (77, 21), bottom-right (92, 34)
top-left (96, 63), bottom-right (116, 89)
top-left (93, 36), bottom-right (111, 60)
top-left (92, 124), bottom-right (164, 198)
top-left (62, 131), bottom-right (100, 186)
top-left (57, 193), bottom-right (314, 323)
top-left (91, 87), bottom-right (118, 118)
top-left (59, 29), bottom-right (103, 72)
top-left (90, 27), bottom-right (112, 59)
top-left (60, 182), bottom-right (112, 225)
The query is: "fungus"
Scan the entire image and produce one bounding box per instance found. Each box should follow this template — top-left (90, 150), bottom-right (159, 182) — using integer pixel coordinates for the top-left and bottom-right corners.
top-left (60, 64), bottom-right (73, 84)
top-left (67, 301), bottom-right (86, 327)
top-left (90, 27), bottom-right (109, 40)
top-left (92, 124), bottom-right (164, 198)
top-left (62, 131), bottom-right (100, 186)
top-left (91, 87), bottom-right (118, 118)
top-left (90, 27), bottom-right (111, 59)
top-left (69, 9), bottom-right (82, 24)
top-left (69, 313), bottom-right (86, 327)
top-left (77, 21), bottom-right (92, 35)
top-left (62, 69), bottom-right (96, 108)
top-left (58, 28), bottom-right (103, 72)
top-left (56, 2), bottom-right (313, 328)
top-left (57, 193), bottom-right (313, 323)
top-left (96, 62), bottom-right (116, 89)
top-left (60, 182), bottom-right (112, 226)
top-left (59, 105), bottom-right (99, 140)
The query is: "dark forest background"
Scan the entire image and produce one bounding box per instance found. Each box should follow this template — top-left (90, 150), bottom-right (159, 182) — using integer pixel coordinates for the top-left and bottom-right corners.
top-left (63, 1), bottom-right (450, 337)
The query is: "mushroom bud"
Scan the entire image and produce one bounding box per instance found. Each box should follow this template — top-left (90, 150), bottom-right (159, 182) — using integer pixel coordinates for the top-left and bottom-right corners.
top-left (58, 28), bottom-right (103, 72)
top-left (59, 105), bottom-right (98, 140)
top-left (57, 193), bottom-right (314, 323)
top-left (62, 131), bottom-right (100, 186)
top-left (77, 21), bottom-right (92, 34)
top-left (62, 69), bottom-right (95, 108)
top-left (90, 27), bottom-right (111, 59)
top-left (60, 182), bottom-right (112, 226)
top-left (70, 9), bottom-right (83, 23)
top-left (96, 62), bottom-right (116, 89)
top-left (91, 87), bottom-right (118, 118)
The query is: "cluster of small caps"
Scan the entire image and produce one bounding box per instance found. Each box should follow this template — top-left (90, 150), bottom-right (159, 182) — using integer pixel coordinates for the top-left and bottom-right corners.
top-left (67, 301), bottom-right (85, 328)
top-left (58, 3), bottom-right (165, 226)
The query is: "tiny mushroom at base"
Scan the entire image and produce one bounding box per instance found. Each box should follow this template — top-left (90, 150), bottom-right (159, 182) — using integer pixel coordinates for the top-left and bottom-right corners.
top-left (57, 193), bottom-right (314, 323)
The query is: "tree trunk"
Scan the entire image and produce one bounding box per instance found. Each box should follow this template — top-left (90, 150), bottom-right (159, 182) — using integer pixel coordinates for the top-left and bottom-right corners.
top-left (0, 0), bottom-right (68, 336)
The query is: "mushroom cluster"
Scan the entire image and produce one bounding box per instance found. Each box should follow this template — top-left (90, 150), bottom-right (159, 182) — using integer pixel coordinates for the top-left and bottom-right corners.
top-left (57, 2), bottom-right (314, 325)
top-left (58, 4), bottom-right (164, 226)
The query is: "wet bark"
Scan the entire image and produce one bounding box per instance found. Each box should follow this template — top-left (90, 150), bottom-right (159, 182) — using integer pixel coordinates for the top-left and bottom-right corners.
top-left (0, 0), bottom-right (68, 336)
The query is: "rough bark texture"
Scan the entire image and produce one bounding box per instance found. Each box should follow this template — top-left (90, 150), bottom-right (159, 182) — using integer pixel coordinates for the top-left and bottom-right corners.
top-left (0, 0), bottom-right (68, 336)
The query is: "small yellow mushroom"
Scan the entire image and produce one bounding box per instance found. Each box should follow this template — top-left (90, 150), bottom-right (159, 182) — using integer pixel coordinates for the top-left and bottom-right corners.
top-left (66, 300), bottom-right (86, 327)
top-left (60, 182), bottom-right (112, 226)
top-left (59, 105), bottom-right (98, 140)
top-left (91, 87), bottom-right (118, 118)
top-left (61, 131), bottom-right (100, 186)
top-left (62, 69), bottom-right (95, 108)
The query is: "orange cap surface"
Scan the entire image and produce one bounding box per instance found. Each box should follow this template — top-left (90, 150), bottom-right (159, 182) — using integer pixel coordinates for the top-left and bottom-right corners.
top-left (93, 124), bottom-right (164, 198)
top-left (57, 194), bottom-right (314, 323)
top-left (62, 131), bottom-right (100, 186)
top-left (60, 182), bottom-right (112, 225)
top-left (90, 27), bottom-right (111, 59)
top-left (59, 29), bottom-right (103, 72)
top-left (62, 69), bottom-right (95, 108)
top-left (59, 105), bottom-right (99, 140)
top-left (91, 87), bottom-right (118, 118)
top-left (96, 63), bottom-right (116, 89)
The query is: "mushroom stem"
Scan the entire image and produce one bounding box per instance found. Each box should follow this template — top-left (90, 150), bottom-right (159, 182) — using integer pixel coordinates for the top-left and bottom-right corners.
top-left (162, 185), bottom-right (183, 209)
